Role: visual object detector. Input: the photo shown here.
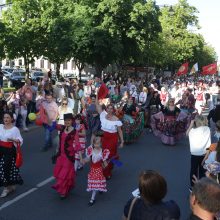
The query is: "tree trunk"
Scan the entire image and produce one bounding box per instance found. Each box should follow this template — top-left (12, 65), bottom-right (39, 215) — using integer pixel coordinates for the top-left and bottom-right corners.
top-left (24, 55), bottom-right (29, 79)
top-left (75, 60), bottom-right (84, 82)
top-left (95, 64), bottom-right (103, 78)
top-left (56, 62), bottom-right (61, 79)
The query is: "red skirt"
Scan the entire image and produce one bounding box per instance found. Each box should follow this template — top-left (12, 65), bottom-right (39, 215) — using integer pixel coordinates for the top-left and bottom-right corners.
top-left (101, 131), bottom-right (118, 178)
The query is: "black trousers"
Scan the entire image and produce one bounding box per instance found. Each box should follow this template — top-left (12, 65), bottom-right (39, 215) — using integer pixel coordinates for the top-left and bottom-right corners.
top-left (190, 154), bottom-right (205, 187)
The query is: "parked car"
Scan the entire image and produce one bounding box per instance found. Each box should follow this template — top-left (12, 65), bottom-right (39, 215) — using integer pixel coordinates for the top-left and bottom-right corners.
top-left (10, 70), bottom-right (26, 88)
top-left (2, 70), bottom-right (12, 79)
top-left (79, 73), bottom-right (93, 83)
top-left (31, 71), bottom-right (44, 81)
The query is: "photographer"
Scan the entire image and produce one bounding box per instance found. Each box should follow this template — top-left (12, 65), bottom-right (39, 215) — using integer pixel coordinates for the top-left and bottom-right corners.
top-left (123, 170), bottom-right (180, 220)
top-left (186, 115), bottom-right (211, 188)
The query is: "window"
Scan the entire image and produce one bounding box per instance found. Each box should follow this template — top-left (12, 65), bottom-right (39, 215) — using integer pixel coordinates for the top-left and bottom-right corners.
top-left (48, 61), bottom-right (51, 69)
top-left (19, 59), bottom-right (22, 66)
top-left (40, 59), bottom-right (44, 69)
top-left (63, 61), bottom-right (68, 70)
top-left (11, 60), bottom-right (15, 66)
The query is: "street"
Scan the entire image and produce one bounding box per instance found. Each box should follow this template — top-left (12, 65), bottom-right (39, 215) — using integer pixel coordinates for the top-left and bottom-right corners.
top-left (0, 128), bottom-right (191, 220)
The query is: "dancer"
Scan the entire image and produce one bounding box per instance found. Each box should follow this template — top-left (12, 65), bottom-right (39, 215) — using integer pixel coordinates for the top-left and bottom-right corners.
top-left (95, 94), bottom-right (124, 179)
top-left (74, 114), bottom-right (86, 171)
top-left (82, 134), bottom-right (110, 206)
top-left (52, 113), bottom-right (81, 199)
top-left (0, 112), bottom-right (23, 197)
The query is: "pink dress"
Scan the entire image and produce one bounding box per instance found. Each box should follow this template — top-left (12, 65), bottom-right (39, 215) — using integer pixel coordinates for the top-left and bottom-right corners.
top-left (86, 146), bottom-right (110, 192)
top-left (52, 130), bottom-right (81, 196)
top-left (75, 124), bottom-right (86, 161)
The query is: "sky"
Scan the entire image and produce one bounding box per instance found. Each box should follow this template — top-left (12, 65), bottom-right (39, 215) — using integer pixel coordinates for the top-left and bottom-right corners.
top-left (156, 0), bottom-right (220, 60)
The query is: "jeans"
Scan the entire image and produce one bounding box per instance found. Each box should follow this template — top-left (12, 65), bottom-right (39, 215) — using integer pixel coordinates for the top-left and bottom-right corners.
top-left (43, 124), bottom-right (52, 148)
top-left (190, 154), bottom-right (205, 187)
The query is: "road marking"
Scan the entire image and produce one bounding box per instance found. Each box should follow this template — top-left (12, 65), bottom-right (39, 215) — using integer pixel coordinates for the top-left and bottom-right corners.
top-left (36, 176), bottom-right (55, 188)
top-left (0, 188), bottom-right (37, 211)
top-left (0, 176), bottom-right (55, 211)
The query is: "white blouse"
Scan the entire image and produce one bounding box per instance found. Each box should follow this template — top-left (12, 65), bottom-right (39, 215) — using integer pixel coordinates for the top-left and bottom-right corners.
top-left (58, 106), bottom-right (73, 125)
top-left (0, 124), bottom-right (23, 145)
top-left (100, 111), bottom-right (122, 133)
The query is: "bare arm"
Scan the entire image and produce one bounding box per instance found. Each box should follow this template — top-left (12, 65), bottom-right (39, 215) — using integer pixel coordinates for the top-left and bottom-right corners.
top-left (95, 93), bottom-right (102, 114)
top-left (186, 120), bottom-right (194, 136)
top-left (118, 126), bottom-right (124, 148)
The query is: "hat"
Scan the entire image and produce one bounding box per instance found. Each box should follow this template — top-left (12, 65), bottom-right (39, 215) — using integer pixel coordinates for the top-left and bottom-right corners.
top-left (204, 161), bottom-right (220, 176)
top-left (64, 113), bottom-right (74, 121)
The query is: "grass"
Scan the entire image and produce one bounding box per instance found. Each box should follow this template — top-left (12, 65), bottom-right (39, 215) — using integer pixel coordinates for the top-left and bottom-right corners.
top-left (3, 87), bottom-right (16, 93)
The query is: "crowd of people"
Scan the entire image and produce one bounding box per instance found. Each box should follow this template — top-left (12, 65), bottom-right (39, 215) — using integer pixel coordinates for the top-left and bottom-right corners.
top-left (0, 71), bottom-right (220, 219)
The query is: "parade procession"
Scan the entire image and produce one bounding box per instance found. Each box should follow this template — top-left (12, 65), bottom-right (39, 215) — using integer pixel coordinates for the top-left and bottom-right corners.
top-left (0, 0), bottom-right (220, 219)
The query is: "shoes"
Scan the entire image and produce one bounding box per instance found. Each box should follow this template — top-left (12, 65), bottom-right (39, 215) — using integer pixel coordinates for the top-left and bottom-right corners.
top-left (88, 199), bottom-right (95, 206)
top-left (106, 176), bottom-right (112, 180)
top-left (0, 188), bottom-right (12, 198)
top-left (60, 195), bottom-right (67, 200)
top-left (77, 166), bottom-right (83, 171)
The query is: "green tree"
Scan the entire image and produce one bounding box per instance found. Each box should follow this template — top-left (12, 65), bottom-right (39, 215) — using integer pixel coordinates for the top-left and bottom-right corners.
top-left (40, 0), bottom-right (74, 78)
top-left (2, 0), bottom-right (43, 76)
top-left (0, 22), bottom-right (6, 60)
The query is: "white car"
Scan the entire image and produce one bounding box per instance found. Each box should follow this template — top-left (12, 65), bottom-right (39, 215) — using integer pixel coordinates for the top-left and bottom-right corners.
top-left (31, 71), bottom-right (44, 81)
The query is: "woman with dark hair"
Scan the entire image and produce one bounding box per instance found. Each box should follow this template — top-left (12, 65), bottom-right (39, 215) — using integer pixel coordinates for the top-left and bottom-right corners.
top-left (123, 170), bottom-right (180, 220)
top-left (95, 95), bottom-right (124, 180)
top-left (52, 113), bottom-right (81, 199)
top-left (0, 112), bottom-right (23, 197)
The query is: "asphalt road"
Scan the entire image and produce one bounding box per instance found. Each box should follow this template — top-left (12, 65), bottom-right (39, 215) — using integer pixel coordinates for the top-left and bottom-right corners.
top-left (0, 127), bottom-right (191, 220)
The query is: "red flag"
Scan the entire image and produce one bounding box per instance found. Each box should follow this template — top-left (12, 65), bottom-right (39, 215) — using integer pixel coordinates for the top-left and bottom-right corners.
top-left (177, 62), bottom-right (189, 76)
top-left (202, 63), bottom-right (217, 75)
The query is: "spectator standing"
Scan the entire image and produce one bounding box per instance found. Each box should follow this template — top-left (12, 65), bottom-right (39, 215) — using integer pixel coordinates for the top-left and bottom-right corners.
top-left (186, 115), bottom-right (211, 188)
top-left (41, 93), bottom-right (59, 151)
top-left (123, 170), bottom-right (180, 220)
top-left (189, 177), bottom-right (220, 220)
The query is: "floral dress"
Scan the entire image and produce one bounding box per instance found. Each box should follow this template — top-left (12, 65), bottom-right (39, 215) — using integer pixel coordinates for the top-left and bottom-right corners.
top-left (86, 146), bottom-right (110, 192)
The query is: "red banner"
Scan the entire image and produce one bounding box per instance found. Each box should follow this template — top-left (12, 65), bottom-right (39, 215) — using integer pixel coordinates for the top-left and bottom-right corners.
top-left (202, 63), bottom-right (217, 75)
top-left (177, 62), bottom-right (189, 76)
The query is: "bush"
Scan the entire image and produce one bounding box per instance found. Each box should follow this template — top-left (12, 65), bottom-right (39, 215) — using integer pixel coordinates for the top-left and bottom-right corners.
top-left (3, 87), bottom-right (16, 93)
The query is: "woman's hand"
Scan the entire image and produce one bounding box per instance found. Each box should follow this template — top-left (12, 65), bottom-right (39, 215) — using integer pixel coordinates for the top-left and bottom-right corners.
top-left (119, 141), bottom-right (124, 148)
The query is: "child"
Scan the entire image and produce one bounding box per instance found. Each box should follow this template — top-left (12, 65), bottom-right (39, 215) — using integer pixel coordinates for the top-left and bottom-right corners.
top-left (74, 114), bottom-right (86, 171)
top-left (20, 98), bottom-right (28, 131)
top-left (82, 133), bottom-right (110, 206)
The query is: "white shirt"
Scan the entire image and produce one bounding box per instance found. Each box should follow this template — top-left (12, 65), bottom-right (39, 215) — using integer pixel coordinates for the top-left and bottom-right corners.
top-left (139, 92), bottom-right (147, 104)
top-left (189, 126), bottom-right (211, 156)
top-left (100, 111), bottom-right (122, 133)
top-left (0, 124), bottom-right (23, 145)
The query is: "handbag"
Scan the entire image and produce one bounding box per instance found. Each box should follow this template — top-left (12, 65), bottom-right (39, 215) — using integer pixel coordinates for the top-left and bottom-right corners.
top-left (127, 197), bottom-right (138, 220)
top-left (15, 142), bottom-right (23, 168)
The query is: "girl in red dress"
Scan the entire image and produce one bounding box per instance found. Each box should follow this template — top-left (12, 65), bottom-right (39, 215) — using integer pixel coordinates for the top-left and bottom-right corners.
top-left (82, 134), bottom-right (110, 206)
top-left (52, 113), bottom-right (81, 199)
top-left (74, 114), bottom-right (86, 171)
